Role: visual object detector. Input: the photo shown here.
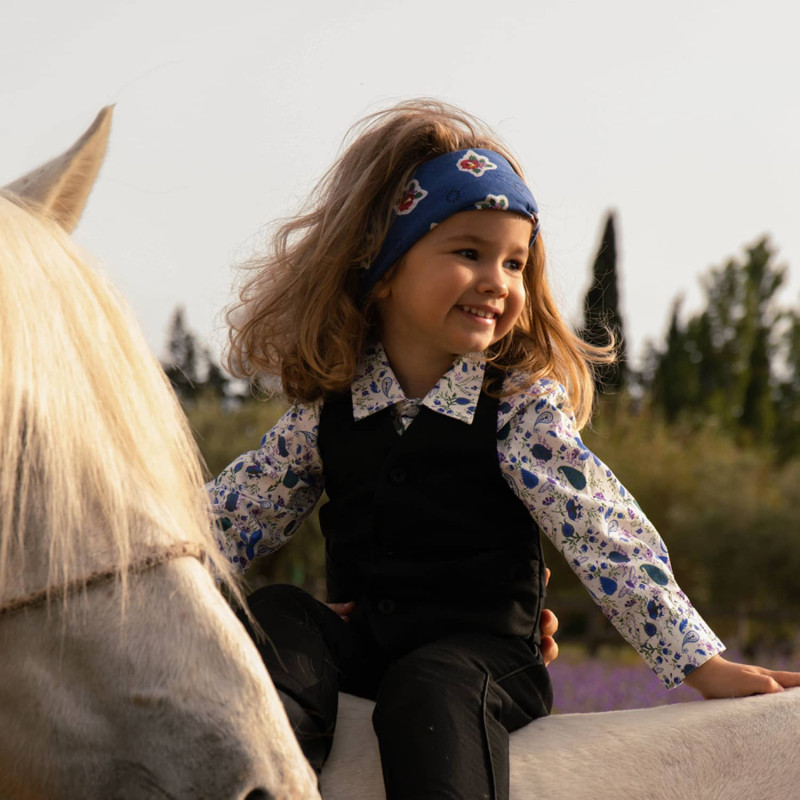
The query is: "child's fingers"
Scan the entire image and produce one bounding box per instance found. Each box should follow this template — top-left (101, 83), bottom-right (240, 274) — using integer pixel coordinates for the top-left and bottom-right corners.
top-left (748, 672), bottom-right (785, 695)
top-left (686, 657), bottom-right (792, 698)
top-left (764, 669), bottom-right (800, 689)
top-left (545, 567), bottom-right (551, 587)
top-left (540, 608), bottom-right (558, 638)
top-left (540, 607), bottom-right (559, 667)
top-left (541, 635), bottom-right (559, 667)
top-left (325, 601), bottom-right (356, 621)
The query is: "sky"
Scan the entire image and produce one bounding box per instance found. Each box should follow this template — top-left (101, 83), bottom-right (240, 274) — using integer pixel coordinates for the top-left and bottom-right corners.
top-left (2, 0), bottom-right (798, 370)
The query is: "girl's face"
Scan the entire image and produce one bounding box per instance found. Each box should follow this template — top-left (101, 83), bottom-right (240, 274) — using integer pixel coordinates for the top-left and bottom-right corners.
top-left (376, 209), bottom-right (531, 393)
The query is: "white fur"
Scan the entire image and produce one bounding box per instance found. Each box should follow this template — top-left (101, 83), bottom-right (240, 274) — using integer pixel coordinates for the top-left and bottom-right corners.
top-left (1, 109), bottom-right (319, 799)
top-left (0, 560), bottom-right (319, 799)
top-left (321, 689), bottom-right (800, 799)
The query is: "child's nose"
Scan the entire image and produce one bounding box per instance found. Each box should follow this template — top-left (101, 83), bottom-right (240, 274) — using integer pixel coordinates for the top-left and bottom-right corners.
top-left (477, 261), bottom-right (509, 297)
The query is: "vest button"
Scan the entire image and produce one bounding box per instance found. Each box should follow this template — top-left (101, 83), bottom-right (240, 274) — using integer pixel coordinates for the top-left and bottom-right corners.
top-left (377, 598), bottom-right (396, 615)
top-left (388, 467), bottom-right (407, 485)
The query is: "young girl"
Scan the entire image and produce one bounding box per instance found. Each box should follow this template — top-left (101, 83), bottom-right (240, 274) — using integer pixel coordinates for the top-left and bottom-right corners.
top-left (208, 99), bottom-right (800, 799)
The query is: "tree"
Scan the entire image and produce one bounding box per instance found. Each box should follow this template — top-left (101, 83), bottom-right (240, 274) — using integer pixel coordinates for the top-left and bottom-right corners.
top-left (162, 306), bottom-right (229, 402)
top-left (646, 237), bottom-right (785, 444)
top-left (647, 298), bottom-right (699, 423)
top-left (774, 310), bottom-right (800, 460)
top-left (579, 212), bottom-right (627, 393)
top-left (163, 307), bottom-right (199, 400)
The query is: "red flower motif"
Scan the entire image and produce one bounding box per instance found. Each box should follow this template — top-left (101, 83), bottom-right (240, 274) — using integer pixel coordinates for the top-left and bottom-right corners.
top-left (458, 157), bottom-right (482, 172)
top-left (395, 180), bottom-right (427, 215)
top-left (398, 189), bottom-right (419, 212)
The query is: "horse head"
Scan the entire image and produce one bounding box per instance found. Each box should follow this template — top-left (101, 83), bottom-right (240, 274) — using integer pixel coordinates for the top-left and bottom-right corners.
top-left (0, 109), bottom-right (318, 800)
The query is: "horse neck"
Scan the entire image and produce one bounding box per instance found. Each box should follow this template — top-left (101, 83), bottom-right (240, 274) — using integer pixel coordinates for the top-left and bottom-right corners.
top-left (0, 556), bottom-right (319, 798)
top-left (0, 513), bottom-right (170, 609)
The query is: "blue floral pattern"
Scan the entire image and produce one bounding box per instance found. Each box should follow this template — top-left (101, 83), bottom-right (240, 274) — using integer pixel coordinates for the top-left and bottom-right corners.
top-left (207, 402), bottom-right (325, 569)
top-left (207, 345), bottom-right (724, 688)
top-left (352, 344), bottom-right (484, 423)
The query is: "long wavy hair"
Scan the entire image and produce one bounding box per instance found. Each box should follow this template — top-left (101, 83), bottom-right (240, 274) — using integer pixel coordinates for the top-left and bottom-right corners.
top-left (226, 99), bottom-right (613, 428)
top-left (0, 193), bottom-right (233, 602)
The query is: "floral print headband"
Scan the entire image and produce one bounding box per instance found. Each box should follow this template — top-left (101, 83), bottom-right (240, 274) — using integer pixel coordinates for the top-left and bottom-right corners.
top-left (361, 148), bottom-right (540, 296)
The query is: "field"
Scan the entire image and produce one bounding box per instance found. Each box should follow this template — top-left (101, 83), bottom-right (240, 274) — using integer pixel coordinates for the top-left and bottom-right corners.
top-left (548, 646), bottom-right (800, 713)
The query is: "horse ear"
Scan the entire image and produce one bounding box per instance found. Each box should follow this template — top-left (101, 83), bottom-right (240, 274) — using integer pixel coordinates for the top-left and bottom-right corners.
top-left (4, 106), bottom-right (114, 233)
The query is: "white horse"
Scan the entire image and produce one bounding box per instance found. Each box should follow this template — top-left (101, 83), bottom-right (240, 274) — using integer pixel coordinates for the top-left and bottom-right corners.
top-left (8, 108), bottom-right (799, 800)
top-left (321, 689), bottom-right (800, 799)
top-left (0, 110), bottom-right (318, 799)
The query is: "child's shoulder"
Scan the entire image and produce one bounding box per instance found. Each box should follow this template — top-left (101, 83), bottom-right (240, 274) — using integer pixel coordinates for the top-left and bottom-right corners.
top-left (496, 374), bottom-right (576, 431)
top-left (269, 395), bottom-right (325, 438)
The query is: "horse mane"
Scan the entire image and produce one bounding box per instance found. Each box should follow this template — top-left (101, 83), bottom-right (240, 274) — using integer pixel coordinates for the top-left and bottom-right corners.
top-left (0, 192), bottom-right (237, 605)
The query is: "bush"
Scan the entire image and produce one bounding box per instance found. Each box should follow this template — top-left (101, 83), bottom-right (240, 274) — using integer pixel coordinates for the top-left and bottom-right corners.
top-left (570, 398), bottom-right (800, 652)
top-left (185, 391), bottom-right (800, 651)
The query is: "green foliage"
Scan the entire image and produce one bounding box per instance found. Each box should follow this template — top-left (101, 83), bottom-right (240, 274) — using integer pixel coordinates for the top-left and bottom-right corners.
top-left (580, 400), bottom-right (800, 650)
top-left (774, 309), bottom-right (800, 460)
top-left (186, 391), bottom-right (286, 477)
top-left (645, 238), bottom-right (786, 446)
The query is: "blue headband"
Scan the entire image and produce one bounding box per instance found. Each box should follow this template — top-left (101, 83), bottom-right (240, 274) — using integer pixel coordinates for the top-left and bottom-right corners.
top-left (361, 148), bottom-right (539, 295)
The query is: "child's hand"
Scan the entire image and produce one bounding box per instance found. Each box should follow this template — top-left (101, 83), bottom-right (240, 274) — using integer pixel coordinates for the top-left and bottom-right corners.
top-left (326, 601), bottom-right (356, 622)
top-left (541, 568), bottom-right (559, 667)
top-left (324, 585), bottom-right (563, 665)
top-left (683, 654), bottom-right (800, 699)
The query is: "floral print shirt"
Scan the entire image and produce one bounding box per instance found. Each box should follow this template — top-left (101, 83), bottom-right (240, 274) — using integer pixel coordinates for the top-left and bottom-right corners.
top-left (208, 344), bottom-right (724, 688)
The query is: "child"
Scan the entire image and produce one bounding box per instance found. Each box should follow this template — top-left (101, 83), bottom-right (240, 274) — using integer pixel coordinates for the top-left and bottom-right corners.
top-left (208, 99), bottom-right (800, 799)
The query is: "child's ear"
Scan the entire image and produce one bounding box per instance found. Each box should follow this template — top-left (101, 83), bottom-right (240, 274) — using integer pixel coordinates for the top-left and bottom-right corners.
top-left (370, 260), bottom-right (400, 301)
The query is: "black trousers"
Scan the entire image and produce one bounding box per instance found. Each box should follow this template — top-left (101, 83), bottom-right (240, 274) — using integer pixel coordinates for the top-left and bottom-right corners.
top-left (239, 584), bottom-right (552, 800)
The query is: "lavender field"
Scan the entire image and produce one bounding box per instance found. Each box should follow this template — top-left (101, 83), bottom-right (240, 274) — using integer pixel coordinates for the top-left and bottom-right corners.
top-left (547, 647), bottom-right (800, 713)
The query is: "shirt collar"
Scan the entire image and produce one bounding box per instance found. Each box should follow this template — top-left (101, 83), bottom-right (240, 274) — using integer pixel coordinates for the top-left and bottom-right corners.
top-left (351, 343), bottom-right (486, 425)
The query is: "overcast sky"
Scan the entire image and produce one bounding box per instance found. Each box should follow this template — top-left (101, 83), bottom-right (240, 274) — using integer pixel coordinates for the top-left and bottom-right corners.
top-left (2, 0), bottom-right (798, 370)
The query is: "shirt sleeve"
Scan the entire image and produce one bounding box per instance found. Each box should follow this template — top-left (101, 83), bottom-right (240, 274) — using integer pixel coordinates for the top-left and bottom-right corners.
top-left (205, 400), bottom-right (325, 573)
top-left (497, 380), bottom-right (725, 689)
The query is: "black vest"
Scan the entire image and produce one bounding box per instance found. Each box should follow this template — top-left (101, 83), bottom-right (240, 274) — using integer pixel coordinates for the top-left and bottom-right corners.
top-left (318, 387), bottom-right (546, 655)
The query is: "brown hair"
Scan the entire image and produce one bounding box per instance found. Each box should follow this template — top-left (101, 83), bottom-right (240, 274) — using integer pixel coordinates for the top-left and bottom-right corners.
top-left (225, 99), bottom-right (613, 428)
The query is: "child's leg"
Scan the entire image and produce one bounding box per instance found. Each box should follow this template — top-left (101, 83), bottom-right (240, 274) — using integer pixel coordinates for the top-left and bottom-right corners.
top-left (372, 632), bottom-right (552, 800)
top-left (237, 584), bottom-right (351, 774)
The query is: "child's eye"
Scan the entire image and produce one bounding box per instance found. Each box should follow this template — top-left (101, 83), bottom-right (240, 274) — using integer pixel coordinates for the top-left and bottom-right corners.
top-left (504, 259), bottom-right (525, 272)
top-left (455, 248), bottom-right (479, 260)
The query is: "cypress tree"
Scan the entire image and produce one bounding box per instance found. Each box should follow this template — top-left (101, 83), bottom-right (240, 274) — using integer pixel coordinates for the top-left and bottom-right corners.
top-left (649, 299), bottom-right (696, 422)
top-left (579, 212), bottom-right (627, 393)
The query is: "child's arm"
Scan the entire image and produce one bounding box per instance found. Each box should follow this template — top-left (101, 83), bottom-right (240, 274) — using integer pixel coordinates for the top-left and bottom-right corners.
top-left (499, 380), bottom-right (723, 689)
top-left (683, 655), bottom-right (800, 698)
top-left (207, 400), bottom-right (325, 572)
top-left (506, 383), bottom-right (800, 693)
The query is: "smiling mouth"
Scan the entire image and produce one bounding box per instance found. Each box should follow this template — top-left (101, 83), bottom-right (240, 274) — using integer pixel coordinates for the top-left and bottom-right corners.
top-left (458, 305), bottom-right (499, 320)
